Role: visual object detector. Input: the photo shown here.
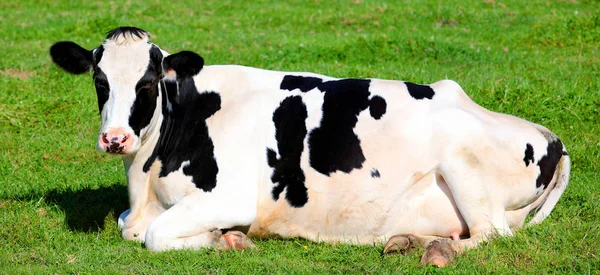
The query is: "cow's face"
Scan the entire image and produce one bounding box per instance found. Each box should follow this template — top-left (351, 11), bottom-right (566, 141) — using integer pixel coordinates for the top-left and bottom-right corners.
top-left (50, 27), bottom-right (164, 155)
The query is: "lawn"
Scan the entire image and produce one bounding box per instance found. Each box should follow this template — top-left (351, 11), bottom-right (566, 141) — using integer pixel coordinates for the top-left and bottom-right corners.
top-left (1, 0), bottom-right (599, 273)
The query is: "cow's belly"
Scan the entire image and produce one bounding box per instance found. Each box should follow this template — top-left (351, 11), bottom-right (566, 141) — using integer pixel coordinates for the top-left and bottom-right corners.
top-left (249, 168), bottom-right (467, 244)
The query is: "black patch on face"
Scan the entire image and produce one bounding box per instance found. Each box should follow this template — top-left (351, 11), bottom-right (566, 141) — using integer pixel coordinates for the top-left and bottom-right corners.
top-left (106, 26), bottom-right (149, 40)
top-left (143, 77), bottom-right (220, 193)
top-left (404, 82), bottom-right (435, 100)
top-left (267, 96), bottom-right (309, 207)
top-left (535, 138), bottom-right (564, 189)
top-left (562, 151), bottom-right (568, 156)
top-left (50, 41), bottom-right (94, 74)
top-left (93, 45), bottom-right (105, 66)
top-left (91, 46), bottom-right (108, 113)
top-left (93, 68), bottom-right (109, 113)
top-left (369, 95), bottom-right (387, 120)
top-left (280, 75), bottom-right (324, 92)
top-left (523, 143), bottom-right (534, 167)
top-left (129, 45), bottom-right (163, 136)
top-left (371, 169), bottom-right (380, 178)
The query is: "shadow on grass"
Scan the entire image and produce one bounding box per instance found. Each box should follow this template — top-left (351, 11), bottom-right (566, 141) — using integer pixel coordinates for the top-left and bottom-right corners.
top-left (43, 184), bottom-right (129, 232)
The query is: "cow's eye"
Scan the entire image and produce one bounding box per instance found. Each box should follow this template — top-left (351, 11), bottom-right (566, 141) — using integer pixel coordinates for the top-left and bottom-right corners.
top-left (137, 82), bottom-right (155, 93)
top-left (95, 81), bottom-right (109, 91)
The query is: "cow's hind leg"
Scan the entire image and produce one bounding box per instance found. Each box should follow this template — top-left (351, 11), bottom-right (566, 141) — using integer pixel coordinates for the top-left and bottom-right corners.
top-left (144, 192), bottom-right (257, 251)
top-left (217, 230), bottom-right (257, 250)
top-left (419, 149), bottom-right (515, 267)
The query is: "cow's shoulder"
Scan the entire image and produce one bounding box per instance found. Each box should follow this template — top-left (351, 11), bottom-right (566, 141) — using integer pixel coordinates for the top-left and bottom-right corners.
top-left (144, 57), bottom-right (222, 192)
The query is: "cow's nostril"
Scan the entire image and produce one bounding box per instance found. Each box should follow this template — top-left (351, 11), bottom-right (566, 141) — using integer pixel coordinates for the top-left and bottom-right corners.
top-left (102, 133), bottom-right (109, 144)
top-left (122, 135), bottom-right (129, 143)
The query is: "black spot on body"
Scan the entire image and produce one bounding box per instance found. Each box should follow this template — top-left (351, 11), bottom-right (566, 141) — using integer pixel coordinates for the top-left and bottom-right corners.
top-left (312, 78), bottom-right (371, 175)
top-left (535, 138), bottom-right (564, 189)
top-left (280, 76), bottom-right (380, 176)
top-left (280, 75), bottom-right (323, 92)
top-left (523, 143), bottom-right (534, 167)
top-left (369, 95), bottom-right (387, 120)
top-left (267, 96), bottom-right (309, 207)
top-left (129, 45), bottom-right (163, 136)
top-left (371, 169), bottom-right (380, 178)
top-left (404, 82), bottom-right (435, 100)
top-left (143, 75), bottom-right (220, 192)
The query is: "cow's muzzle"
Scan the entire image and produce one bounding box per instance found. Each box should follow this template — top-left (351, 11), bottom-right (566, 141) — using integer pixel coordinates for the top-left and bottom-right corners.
top-left (99, 128), bottom-right (134, 154)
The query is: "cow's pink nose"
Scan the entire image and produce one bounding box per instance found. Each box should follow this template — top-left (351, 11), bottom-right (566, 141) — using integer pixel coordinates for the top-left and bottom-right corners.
top-left (99, 129), bottom-right (133, 154)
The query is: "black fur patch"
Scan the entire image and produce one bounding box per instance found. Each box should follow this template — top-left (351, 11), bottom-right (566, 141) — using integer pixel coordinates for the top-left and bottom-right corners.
top-left (280, 75), bottom-right (372, 175)
top-left (143, 76), bottom-right (221, 192)
top-left (523, 143), bottom-right (534, 167)
top-left (280, 75), bottom-right (324, 92)
top-left (91, 46), bottom-right (108, 113)
top-left (310, 78), bottom-right (371, 175)
top-left (93, 45), bottom-right (105, 62)
top-left (129, 45), bottom-right (163, 136)
top-left (106, 26), bottom-right (149, 41)
top-left (404, 82), bottom-right (435, 100)
top-left (163, 51), bottom-right (204, 79)
top-left (535, 138), bottom-right (563, 189)
top-left (49, 41), bottom-right (93, 74)
top-left (267, 96), bottom-right (309, 207)
top-left (93, 68), bottom-right (109, 113)
top-left (371, 169), bottom-right (380, 178)
top-left (369, 95), bottom-right (387, 120)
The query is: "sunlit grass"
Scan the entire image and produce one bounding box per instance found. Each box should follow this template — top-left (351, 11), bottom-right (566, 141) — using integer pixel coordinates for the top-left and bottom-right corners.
top-left (1, 0), bottom-right (598, 273)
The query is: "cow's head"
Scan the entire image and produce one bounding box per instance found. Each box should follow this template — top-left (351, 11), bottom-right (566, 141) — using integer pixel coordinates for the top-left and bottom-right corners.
top-left (50, 27), bottom-right (203, 155)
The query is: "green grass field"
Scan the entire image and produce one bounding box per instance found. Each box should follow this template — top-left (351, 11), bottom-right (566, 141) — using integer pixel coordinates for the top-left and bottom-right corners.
top-left (1, 0), bottom-right (599, 273)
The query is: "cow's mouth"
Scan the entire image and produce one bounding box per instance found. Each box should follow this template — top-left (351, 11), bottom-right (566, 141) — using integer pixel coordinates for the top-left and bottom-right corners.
top-left (106, 142), bottom-right (126, 154)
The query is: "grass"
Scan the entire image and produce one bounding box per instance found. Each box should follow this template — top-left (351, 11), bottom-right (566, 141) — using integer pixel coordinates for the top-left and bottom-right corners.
top-left (1, 0), bottom-right (599, 273)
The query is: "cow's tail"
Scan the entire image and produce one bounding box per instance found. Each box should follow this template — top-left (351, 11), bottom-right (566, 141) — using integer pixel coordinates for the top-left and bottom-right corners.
top-left (527, 148), bottom-right (571, 225)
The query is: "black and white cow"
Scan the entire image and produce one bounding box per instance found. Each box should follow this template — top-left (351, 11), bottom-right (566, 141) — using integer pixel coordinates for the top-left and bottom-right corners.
top-left (50, 27), bottom-right (570, 266)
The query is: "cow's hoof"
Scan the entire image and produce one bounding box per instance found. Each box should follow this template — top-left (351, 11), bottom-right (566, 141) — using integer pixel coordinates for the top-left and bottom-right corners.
top-left (421, 240), bottom-right (456, 267)
top-left (382, 235), bottom-right (414, 255)
top-left (117, 209), bottom-right (131, 230)
top-left (219, 231), bottom-right (256, 250)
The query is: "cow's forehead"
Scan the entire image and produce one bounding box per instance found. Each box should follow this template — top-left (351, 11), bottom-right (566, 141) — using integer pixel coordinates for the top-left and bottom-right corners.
top-left (97, 39), bottom-right (155, 83)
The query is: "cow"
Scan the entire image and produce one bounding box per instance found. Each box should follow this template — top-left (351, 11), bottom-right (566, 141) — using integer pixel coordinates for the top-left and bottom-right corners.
top-left (49, 27), bottom-right (570, 267)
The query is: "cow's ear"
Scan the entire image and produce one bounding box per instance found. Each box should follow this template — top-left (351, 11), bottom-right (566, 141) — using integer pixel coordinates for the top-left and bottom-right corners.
top-left (50, 41), bottom-right (94, 74)
top-left (162, 51), bottom-right (204, 79)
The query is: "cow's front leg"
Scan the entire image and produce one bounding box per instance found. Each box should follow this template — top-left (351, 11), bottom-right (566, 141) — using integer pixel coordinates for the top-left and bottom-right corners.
top-left (118, 158), bottom-right (165, 243)
top-left (144, 191), bottom-right (257, 251)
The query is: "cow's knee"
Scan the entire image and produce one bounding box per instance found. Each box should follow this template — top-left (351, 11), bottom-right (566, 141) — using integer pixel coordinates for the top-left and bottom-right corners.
top-left (144, 223), bottom-right (175, 251)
